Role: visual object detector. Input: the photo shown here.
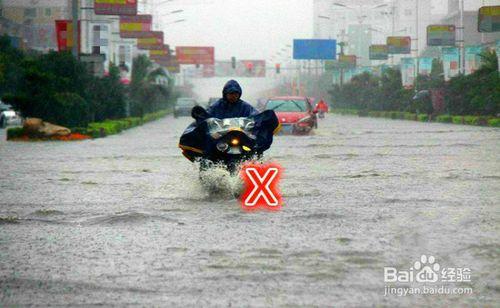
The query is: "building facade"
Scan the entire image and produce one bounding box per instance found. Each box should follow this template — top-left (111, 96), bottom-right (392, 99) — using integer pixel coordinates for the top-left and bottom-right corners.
top-left (1, 0), bottom-right (70, 51)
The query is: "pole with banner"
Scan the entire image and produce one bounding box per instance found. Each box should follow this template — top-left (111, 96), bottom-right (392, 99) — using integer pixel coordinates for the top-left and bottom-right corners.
top-left (496, 40), bottom-right (500, 72)
top-left (401, 57), bottom-right (416, 89)
top-left (72, 0), bottom-right (78, 58)
top-left (442, 47), bottom-right (460, 81)
top-left (464, 45), bottom-right (484, 75)
top-left (419, 57), bottom-right (433, 76)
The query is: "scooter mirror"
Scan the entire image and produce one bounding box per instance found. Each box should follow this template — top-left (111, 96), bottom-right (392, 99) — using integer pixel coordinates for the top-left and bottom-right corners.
top-left (191, 105), bottom-right (209, 121)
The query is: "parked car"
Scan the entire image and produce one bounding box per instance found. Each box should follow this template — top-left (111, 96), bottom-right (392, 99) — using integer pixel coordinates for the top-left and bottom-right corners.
top-left (0, 101), bottom-right (12, 112)
top-left (174, 97), bottom-right (198, 118)
top-left (265, 96), bottom-right (318, 134)
top-left (0, 110), bottom-right (23, 128)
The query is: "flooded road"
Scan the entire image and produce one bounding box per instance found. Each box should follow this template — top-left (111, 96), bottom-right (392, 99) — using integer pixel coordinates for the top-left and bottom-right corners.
top-left (0, 115), bottom-right (499, 306)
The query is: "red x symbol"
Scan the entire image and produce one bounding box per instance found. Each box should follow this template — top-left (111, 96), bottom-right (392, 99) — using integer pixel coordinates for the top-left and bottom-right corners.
top-left (240, 163), bottom-right (283, 211)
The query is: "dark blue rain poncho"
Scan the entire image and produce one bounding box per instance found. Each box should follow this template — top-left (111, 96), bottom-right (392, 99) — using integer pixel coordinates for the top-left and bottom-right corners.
top-left (206, 80), bottom-right (258, 119)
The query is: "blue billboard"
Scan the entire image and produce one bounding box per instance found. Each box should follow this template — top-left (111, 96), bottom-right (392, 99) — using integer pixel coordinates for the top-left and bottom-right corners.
top-left (293, 39), bottom-right (337, 60)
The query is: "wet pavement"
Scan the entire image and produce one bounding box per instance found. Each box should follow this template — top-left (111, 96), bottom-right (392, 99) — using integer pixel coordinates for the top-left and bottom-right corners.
top-left (0, 115), bottom-right (499, 306)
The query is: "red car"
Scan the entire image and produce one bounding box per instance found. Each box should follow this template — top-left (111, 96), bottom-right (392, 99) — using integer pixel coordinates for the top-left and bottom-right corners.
top-left (265, 96), bottom-right (318, 134)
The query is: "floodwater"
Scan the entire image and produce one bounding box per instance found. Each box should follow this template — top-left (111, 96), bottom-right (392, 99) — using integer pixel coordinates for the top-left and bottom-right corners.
top-left (0, 115), bottom-right (498, 306)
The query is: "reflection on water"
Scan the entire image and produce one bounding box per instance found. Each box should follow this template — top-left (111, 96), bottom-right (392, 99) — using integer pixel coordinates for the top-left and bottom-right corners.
top-left (0, 115), bottom-right (499, 306)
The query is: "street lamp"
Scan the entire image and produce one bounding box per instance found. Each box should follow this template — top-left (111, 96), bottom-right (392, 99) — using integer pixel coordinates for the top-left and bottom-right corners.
top-left (160, 9), bottom-right (184, 17)
top-left (164, 19), bottom-right (186, 25)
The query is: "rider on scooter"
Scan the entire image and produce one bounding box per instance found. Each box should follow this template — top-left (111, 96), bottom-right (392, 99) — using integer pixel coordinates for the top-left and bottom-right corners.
top-left (206, 80), bottom-right (258, 119)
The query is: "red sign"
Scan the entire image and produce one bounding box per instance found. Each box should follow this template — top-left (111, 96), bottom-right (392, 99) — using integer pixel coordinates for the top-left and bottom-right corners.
top-left (176, 46), bottom-right (215, 65)
top-left (55, 20), bottom-right (80, 52)
top-left (137, 31), bottom-right (163, 50)
top-left (95, 0), bottom-right (137, 16)
top-left (119, 15), bottom-right (152, 38)
top-left (240, 162), bottom-right (283, 212)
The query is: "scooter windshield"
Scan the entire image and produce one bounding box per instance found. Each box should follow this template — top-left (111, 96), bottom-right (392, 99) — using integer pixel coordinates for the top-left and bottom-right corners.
top-left (206, 117), bottom-right (255, 139)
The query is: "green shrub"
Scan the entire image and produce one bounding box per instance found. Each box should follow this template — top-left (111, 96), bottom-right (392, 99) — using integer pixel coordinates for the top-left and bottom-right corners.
top-left (487, 118), bottom-right (500, 127)
top-left (403, 113), bottom-right (417, 120)
top-left (389, 111), bottom-right (398, 119)
top-left (463, 116), bottom-right (480, 126)
top-left (452, 116), bottom-right (464, 124)
top-left (71, 127), bottom-right (89, 135)
top-left (436, 115), bottom-right (452, 123)
top-left (6, 127), bottom-right (25, 140)
top-left (85, 109), bottom-right (170, 138)
top-left (417, 114), bottom-right (429, 122)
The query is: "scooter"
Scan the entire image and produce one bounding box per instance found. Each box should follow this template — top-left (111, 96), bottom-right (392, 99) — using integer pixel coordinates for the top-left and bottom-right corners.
top-left (179, 106), bottom-right (280, 174)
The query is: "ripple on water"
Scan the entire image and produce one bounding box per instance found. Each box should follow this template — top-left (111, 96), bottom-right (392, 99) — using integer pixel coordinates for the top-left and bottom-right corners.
top-left (83, 211), bottom-right (180, 226)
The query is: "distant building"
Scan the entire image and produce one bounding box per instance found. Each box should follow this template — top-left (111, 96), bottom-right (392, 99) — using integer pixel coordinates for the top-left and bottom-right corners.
top-left (347, 24), bottom-right (372, 66)
top-left (444, 0), bottom-right (500, 46)
top-left (0, 0), bottom-right (70, 51)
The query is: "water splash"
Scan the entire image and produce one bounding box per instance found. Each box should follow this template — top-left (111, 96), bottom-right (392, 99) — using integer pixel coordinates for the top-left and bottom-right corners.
top-left (198, 162), bottom-right (244, 199)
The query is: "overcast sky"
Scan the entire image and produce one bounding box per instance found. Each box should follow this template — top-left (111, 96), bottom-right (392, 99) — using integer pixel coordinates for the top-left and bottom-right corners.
top-left (151, 0), bottom-right (313, 63)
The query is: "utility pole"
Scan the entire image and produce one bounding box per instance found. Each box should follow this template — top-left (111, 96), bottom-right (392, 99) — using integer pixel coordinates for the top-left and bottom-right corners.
top-left (72, 0), bottom-right (79, 58)
top-left (338, 41), bottom-right (346, 88)
top-left (459, 0), bottom-right (465, 74)
top-left (415, 0), bottom-right (419, 93)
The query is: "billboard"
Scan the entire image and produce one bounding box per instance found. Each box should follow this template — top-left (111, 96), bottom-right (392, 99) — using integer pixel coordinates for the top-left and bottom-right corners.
top-left (55, 20), bottom-right (80, 52)
top-left (293, 39), bottom-right (337, 60)
top-left (427, 25), bottom-right (456, 46)
top-left (95, 0), bottom-right (137, 16)
top-left (369, 45), bottom-right (389, 60)
top-left (149, 45), bottom-right (170, 59)
top-left (478, 6), bottom-right (500, 32)
top-left (387, 36), bottom-right (411, 54)
top-left (119, 15), bottom-right (152, 38)
top-left (137, 31), bottom-right (163, 50)
top-left (176, 46), bottom-right (215, 65)
top-left (339, 55), bottom-right (356, 68)
top-left (164, 58), bottom-right (180, 73)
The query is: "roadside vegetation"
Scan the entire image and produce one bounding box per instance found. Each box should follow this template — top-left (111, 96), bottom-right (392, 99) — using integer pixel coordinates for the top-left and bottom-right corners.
top-left (0, 35), bottom-right (175, 131)
top-left (328, 50), bottom-right (499, 127)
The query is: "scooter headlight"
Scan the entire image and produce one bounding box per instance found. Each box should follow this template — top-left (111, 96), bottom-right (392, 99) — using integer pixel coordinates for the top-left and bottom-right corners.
top-left (230, 138), bottom-right (240, 146)
top-left (216, 142), bottom-right (229, 152)
top-left (242, 145), bottom-right (252, 152)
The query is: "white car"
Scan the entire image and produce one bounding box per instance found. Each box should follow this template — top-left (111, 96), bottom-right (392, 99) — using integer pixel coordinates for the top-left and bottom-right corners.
top-left (0, 110), bottom-right (23, 128)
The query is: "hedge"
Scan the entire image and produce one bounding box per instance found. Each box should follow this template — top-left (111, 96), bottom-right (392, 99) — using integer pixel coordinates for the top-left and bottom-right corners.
top-left (87, 110), bottom-right (170, 138)
top-left (6, 127), bottom-right (24, 139)
top-left (417, 114), bottom-right (429, 122)
top-left (488, 118), bottom-right (500, 127)
top-left (436, 115), bottom-right (452, 123)
top-left (6, 109), bottom-right (171, 140)
top-left (330, 109), bottom-right (499, 127)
